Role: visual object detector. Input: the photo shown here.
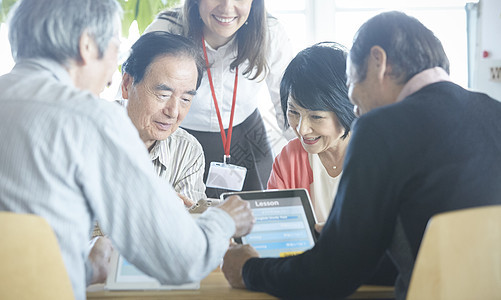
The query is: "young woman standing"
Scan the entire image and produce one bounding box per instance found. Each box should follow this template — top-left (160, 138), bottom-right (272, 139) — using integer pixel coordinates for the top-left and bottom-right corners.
top-left (145, 0), bottom-right (294, 197)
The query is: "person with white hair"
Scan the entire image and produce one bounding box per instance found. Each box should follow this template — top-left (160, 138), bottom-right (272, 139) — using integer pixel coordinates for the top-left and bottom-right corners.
top-left (0, 1), bottom-right (254, 299)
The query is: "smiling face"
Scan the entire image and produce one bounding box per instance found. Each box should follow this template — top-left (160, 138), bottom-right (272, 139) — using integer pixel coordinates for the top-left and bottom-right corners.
top-left (122, 54), bottom-right (198, 149)
top-left (199, 0), bottom-right (253, 48)
top-left (287, 98), bottom-right (346, 154)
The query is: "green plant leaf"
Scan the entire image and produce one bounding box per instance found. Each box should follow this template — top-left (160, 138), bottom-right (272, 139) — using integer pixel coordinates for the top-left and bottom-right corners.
top-left (0, 0), bottom-right (19, 23)
top-left (118, 0), bottom-right (139, 38)
top-left (121, 0), bottom-right (180, 37)
top-left (0, 0), bottom-right (180, 38)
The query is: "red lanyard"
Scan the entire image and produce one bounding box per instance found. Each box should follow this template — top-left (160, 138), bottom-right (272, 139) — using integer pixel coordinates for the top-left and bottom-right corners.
top-left (202, 36), bottom-right (238, 161)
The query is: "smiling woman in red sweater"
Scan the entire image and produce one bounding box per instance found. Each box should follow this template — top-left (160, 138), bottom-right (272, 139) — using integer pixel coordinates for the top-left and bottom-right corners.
top-left (267, 42), bottom-right (356, 223)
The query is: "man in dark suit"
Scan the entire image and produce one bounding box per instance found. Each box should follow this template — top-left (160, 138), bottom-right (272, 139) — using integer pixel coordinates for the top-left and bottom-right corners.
top-left (221, 11), bottom-right (501, 300)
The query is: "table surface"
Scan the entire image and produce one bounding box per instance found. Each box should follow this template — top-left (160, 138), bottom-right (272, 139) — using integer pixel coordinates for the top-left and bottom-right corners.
top-left (87, 269), bottom-right (395, 299)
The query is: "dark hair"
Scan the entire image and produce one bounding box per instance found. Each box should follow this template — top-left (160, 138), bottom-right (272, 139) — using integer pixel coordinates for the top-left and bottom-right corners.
top-left (178, 0), bottom-right (268, 80)
top-left (350, 11), bottom-right (450, 84)
top-left (280, 42), bottom-right (356, 139)
top-left (9, 0), bottom-right (121, 65)
top-left (121, 31), bottom-right (205, 89)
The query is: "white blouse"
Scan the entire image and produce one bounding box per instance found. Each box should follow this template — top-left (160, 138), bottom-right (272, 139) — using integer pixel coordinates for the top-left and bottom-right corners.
top-left (309, 153), bottom-right (342, 223)
top-left (145, 14), bottom-right (294, 132)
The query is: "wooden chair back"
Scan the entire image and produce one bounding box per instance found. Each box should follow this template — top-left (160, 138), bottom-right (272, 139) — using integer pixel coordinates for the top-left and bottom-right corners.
top-left (0, 212), bottom-right (75, 299)
top-left (407, 205), bottom-right (501, 300)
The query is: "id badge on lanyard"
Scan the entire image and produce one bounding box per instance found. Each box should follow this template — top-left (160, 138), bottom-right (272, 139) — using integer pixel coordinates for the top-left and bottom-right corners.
top-left (202, 36), bottom-right (247, 191)
top-left (206, 161), bottom-right (247, 191)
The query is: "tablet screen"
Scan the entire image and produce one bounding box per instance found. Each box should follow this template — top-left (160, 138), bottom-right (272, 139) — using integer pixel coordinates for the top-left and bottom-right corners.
top-left (105, 250), bottom-right (200, 290)
top-left (115, 255), bottom-right (158, 284)
top-left (221, 189), bottom-right (317, 258)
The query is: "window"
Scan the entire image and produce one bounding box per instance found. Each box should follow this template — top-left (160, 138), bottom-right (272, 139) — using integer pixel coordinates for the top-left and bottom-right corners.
top-left (266, 0), bottom-right (310, 53)
top-left (267, 0), bottom-right (476, 87)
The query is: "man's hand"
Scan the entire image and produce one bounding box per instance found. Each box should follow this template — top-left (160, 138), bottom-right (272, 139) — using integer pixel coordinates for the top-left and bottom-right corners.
top-left (177, 193), bottom-right (195, 208)
top-left (221, 243), bottom-right (259, 289)
top-left (88, 236), bottom-right (114, 284)
top-left (216, 195), bottom-right (255, 237)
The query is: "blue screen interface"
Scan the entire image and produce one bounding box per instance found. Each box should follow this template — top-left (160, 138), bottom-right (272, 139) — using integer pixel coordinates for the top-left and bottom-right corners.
top-left (241, 196), bottom-right (315, 258)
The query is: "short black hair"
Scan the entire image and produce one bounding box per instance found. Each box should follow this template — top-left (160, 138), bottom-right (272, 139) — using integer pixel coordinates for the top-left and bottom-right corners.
top-left (122, 31), bottom-right (205, 88)
top-left (280, 42), bottom-right (356, 139)
top-left (350, 11), bottom-right (450, 84)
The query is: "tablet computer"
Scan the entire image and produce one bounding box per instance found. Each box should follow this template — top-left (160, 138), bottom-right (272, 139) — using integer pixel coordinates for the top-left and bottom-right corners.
top-left (105, 251), bottom-right (200, 290)
top-left (220, 188), bottom-right (318, 258)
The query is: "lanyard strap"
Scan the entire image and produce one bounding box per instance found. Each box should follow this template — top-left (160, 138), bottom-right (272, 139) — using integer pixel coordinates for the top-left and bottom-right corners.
top-left (202, 36), bottom-right (238, 160)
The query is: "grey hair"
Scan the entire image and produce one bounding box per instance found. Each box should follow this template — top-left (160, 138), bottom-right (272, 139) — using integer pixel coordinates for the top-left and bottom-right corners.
top-left (8, 0), bottom-right (122, 65)
top-left (349, 11), bottom-right (449, 84)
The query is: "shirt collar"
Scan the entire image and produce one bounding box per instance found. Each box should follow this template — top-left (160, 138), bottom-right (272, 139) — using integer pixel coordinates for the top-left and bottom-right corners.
top-left (203, 35), bottom-right (237, 53)
top-left (15, 58), bottom-right (74, 87)
top-left (149, 139), bottom-right (169, 167)
top-left (396, 67), bottom-right (451, 102)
